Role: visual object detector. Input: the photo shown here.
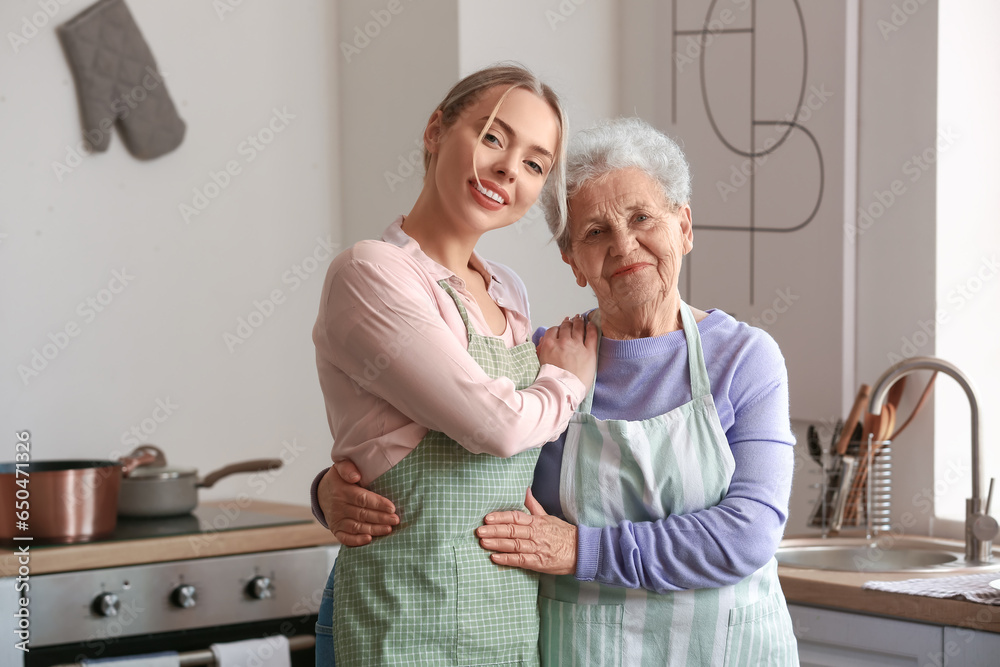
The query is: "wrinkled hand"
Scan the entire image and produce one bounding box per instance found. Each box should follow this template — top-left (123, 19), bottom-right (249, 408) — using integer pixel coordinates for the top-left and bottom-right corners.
top-left (475, 490), bottom-right (577, 575)
top-left (318, 461), bottom-right (399, 546)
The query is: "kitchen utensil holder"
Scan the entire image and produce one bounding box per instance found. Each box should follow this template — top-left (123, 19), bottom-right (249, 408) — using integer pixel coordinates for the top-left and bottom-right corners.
top-left (811, 437), bottom-right (892, 537)
top-left (864, 438), bottom-right (892, 538)
top-left (841, 436), bottom-right (892, 537)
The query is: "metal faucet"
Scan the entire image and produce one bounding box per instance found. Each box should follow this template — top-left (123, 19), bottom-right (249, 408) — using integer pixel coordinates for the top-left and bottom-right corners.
top-left (869, 356), bottom-right (998, 563)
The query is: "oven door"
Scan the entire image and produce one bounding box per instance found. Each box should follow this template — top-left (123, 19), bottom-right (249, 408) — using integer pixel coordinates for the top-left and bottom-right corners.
top-left (24, 617), bottom-right (318, 667)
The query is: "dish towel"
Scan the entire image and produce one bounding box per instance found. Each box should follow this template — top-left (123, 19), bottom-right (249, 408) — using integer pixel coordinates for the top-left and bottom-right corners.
top-left (863, 573), bottom-right (1000, 605)
top-left (81, 651), bottom-right (179, 666)
top-left (210, 635), bottom-right (291, 667)
top-left (57, 0), bottom-right (185, 159)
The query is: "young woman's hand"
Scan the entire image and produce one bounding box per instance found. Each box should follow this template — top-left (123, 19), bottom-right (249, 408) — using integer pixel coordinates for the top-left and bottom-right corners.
top-left (476, 489), bottom-right (578, 575)
top-left (536, 314), bottom-right (599, 389)
top-left (319, 461), bottom-right (399, 546)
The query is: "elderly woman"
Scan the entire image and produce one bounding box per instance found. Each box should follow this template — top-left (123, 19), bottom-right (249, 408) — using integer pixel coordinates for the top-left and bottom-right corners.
top-left (318, 117), bottom-right (799, 666)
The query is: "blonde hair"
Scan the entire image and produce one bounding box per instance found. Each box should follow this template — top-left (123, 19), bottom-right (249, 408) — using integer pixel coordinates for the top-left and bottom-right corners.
top-left (424, 64), bottom-right (568, 229)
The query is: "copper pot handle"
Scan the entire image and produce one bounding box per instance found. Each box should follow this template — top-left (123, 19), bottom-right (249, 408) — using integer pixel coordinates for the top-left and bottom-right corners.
top-left (198, 459), bottom-right (284, 489)
top-left (120, 444), bottom-right (167, 476)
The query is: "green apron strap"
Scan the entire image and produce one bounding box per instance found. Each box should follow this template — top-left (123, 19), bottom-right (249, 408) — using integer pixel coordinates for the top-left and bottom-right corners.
top-left (577, 310), bottom-right (603, 414)
top-left (680, 301), bottom-right (711, 399)
top-left (437, 279), bottom-right (477, 339)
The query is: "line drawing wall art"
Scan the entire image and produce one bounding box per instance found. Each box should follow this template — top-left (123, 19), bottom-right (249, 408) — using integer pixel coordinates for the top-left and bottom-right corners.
top-left (655, 0), bottom-right (855, 419)
top-left (672, 0), bottom-right (824, 305)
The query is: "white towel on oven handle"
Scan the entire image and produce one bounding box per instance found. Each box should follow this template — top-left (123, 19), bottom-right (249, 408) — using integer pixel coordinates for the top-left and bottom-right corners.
top-left (209, 635), bottom-right (291, 667)
top-left (81, 651), bottom-right (179, 667)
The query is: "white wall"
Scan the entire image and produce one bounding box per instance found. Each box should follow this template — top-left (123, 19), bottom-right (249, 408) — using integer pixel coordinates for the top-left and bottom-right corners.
top-left (934, 0), bottom-right (1000, 523)
top-left (1, 0), bottom-right (340, 506)
top-left (337, 0), bottom-right (459, 247)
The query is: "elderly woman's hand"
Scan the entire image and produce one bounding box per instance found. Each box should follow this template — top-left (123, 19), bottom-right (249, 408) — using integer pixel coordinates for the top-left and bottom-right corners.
top-left (536, 314), bottom-right (599, 389)
top-left (319, 461), bottom-right (399, 546)
top-left (476, 490), bottom-right (578, 575)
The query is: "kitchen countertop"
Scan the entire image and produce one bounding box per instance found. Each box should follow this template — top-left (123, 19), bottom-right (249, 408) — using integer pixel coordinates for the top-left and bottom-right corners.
top-left (6, 513), bottom-right (996, 634)
top-left (0, 500), bottom-right (338, 577)
top-left (778, 534), bottom-right (1000, 633)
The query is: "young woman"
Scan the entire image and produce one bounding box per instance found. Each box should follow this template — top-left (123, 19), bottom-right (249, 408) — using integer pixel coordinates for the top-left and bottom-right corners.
top-left (312, 65), bottom-right (598, 666)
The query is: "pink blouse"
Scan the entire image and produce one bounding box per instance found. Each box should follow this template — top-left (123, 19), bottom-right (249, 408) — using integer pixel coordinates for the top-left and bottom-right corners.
top-left (312, 217), bottom-right (586, 485)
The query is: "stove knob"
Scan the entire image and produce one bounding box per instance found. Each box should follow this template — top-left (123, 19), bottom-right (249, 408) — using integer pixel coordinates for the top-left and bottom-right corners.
top-left (91, 592), bottom-right (121, 618)
top-left (171, 584), bottom-right (198, 609)
top-left (247, 575), bottom-right (273, 600)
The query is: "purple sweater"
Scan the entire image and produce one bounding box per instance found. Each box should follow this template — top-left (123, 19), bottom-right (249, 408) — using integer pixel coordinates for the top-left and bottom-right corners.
top-left (532, 308), bottom-right (795, 593)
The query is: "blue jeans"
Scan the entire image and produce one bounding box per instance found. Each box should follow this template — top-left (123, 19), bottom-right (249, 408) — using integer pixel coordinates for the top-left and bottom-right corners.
top-left (315, 562), bottom-right (335, 666)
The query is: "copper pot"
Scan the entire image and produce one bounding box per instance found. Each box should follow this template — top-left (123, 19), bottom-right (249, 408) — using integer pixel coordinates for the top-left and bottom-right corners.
top-left (0, 445), bottom-right (160, 543)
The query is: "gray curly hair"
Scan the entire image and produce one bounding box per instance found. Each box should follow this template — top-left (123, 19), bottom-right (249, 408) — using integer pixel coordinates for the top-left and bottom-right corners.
top-left (541, 117), bottom-right (691, 252)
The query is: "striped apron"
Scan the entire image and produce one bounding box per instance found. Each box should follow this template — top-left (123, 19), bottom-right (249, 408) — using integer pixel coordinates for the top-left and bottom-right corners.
top-left (330, 280), bottom-right (543, 666)
top-left (538, 303), bottom-right (799, 666)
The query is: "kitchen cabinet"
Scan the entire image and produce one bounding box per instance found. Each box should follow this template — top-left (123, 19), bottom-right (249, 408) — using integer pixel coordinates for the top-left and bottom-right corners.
top-left (789, 605), bottom-right (1000, 666)
top-left (942, 626), bottom-right (1000, 666)
top-left (790, 604), bottom-right (943, 666)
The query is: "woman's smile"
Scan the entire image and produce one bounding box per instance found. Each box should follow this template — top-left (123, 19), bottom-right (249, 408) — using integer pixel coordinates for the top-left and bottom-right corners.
top-left (610, 262), bottom-right (653, 279)
top-left (470, 179), bottom-right (509, 209)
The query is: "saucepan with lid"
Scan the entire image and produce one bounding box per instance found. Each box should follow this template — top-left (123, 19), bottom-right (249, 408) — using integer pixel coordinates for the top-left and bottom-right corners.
top-left (118, 445), bottom-right (283, 517)
top-left (0, 445), bottom-right (162, 543)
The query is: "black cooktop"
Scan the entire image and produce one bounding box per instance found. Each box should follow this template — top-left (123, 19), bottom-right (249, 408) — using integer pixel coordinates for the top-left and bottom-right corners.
top-left (26, 504), bottom-right (311, 547)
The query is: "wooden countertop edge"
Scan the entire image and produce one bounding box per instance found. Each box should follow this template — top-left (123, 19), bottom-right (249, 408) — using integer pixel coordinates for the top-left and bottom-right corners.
top-left (779, 569), bottom-right (1000, 633)
top-left (0, 501), bottom-right (339, 576)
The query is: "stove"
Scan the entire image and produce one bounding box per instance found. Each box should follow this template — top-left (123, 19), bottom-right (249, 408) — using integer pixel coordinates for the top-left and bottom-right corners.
top-left (1, 503), bottom-right (339, 667)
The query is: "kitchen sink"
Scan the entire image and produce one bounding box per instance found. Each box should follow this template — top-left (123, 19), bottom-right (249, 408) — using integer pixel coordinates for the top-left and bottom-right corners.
top-left (776, 536), bottom-right (1000, 573)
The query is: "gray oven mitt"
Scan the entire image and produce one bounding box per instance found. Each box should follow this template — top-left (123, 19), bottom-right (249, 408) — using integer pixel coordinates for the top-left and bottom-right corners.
top-left (58, 0), bottom-right (185, 159)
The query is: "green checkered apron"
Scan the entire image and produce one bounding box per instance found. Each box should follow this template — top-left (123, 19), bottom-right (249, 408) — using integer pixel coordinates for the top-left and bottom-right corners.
top-left (332, 280), bottom-right (543, 667)
top-left (538, 302), bottom-right (799, 666)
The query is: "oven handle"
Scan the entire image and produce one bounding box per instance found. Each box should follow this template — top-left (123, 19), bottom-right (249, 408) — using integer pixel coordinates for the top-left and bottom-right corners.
top-left (51, 634), bottom-right (315, 667)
